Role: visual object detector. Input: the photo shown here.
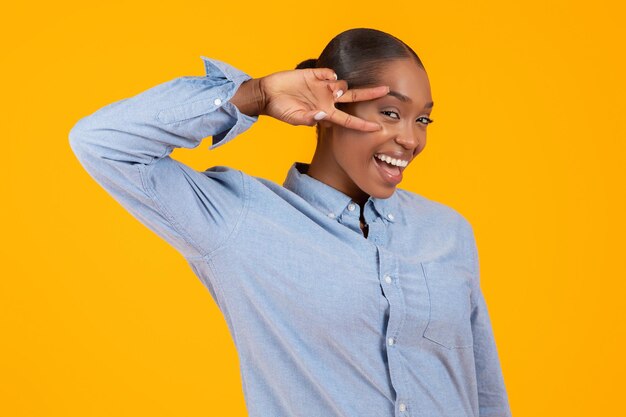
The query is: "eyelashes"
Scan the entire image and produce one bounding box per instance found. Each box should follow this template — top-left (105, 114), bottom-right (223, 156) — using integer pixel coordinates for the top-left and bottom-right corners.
top-left (417, 116), bottom-right (434, 125)
top-left (381, 110), bottom-right (434, 125)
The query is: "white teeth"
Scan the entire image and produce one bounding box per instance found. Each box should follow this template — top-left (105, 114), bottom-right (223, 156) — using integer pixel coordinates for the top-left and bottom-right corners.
top-left (374, 154), bottom-right (408, 167)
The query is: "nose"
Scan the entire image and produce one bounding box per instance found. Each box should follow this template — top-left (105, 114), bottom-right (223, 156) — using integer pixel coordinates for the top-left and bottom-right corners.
top-left (394, 123), bottom-right (422, 153)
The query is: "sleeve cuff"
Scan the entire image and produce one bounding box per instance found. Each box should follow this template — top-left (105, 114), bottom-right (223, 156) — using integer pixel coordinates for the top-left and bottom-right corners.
top-left (199, 56), bottom-right (259, 150)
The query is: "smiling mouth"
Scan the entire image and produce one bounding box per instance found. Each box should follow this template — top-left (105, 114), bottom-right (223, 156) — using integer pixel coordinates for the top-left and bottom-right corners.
top-left (372, 154), bottom-right (404, 185)
top-left (373, 153), bottom-right (409, 169)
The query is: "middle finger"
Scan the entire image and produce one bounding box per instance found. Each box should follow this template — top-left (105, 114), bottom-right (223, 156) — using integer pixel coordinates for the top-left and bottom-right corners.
top-left (324, 108), bottom-right (382, 132)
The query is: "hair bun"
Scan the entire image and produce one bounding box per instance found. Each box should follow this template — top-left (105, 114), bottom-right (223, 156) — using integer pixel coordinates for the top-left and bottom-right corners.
top-left (295, 58), bottom-right (318, 70)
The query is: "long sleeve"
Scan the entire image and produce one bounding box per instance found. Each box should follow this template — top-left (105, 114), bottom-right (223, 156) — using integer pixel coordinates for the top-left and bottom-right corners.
top-left (467, 222), bottom-right (513, 417)
top-left (69, 57), bottom-right (258, 259)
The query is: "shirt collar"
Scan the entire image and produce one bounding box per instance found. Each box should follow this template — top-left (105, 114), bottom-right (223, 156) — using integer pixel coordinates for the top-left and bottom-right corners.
top-left (282, 162), bottom-right (397, 222)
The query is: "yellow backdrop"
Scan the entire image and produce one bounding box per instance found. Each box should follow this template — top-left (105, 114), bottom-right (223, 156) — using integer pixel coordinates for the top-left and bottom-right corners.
top-left (2, 1), bottom-right (625, 416)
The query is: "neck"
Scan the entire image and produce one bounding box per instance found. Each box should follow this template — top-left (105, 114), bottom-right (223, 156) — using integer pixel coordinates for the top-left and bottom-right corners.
top-left (308, 150), bottom-right (370, 207)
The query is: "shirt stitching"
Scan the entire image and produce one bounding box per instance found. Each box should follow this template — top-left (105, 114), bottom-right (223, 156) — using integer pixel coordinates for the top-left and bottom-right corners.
top-left (138, 161), bottom-right (206, 258)
top-left (204, 169), bottom-right (250, 259)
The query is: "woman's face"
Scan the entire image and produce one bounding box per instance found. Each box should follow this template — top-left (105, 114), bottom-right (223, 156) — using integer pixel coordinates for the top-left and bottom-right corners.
top-left (308, 58), bottom-right (434, 205)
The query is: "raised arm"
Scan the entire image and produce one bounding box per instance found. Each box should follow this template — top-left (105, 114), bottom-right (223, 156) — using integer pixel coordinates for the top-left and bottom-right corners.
top-left (69, 57), bottom-right (259, 259)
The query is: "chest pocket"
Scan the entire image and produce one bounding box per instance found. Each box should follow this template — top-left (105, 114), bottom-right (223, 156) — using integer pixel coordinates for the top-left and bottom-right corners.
top-left (420, 261), bottom-right (474, 349)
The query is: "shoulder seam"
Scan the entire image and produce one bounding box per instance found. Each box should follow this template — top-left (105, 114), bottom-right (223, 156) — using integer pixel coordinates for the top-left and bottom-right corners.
top-left (205, 168), bottom-right (251, 259)
top-left (139, 162), bottom-right (207, 258)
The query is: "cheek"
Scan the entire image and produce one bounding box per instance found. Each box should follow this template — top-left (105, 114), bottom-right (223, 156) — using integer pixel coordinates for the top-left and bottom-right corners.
top-left (416, 134), bottom-right (427, 154)
top-left (333, 137), bottom-right (371, 167)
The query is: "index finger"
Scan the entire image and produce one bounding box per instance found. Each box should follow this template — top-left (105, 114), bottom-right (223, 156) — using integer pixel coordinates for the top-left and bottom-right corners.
top-left (336, 85), bottom-right (390, 104)
top-left (324, 108), bottom-right (382, 132)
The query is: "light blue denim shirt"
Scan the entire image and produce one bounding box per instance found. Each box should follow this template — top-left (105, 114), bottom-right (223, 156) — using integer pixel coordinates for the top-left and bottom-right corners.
top-left (69, 56), bottom-right (512, 417)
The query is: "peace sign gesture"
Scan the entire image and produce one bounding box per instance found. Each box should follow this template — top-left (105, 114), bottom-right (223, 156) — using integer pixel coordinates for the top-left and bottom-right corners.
top-left (233, 67), bottom-right (390, 132)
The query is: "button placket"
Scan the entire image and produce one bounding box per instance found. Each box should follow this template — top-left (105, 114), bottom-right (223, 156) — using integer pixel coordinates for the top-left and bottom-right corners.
top-left (376, 246), bottom-right (409, 408)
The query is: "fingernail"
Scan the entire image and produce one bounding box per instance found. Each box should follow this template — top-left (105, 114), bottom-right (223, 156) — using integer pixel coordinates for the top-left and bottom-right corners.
top-left (335, 89), bottom-right (344, 99)
top-left (314, 111), bottom-right (327, 121)
top-left (333, 73), bottom-right (338, 80)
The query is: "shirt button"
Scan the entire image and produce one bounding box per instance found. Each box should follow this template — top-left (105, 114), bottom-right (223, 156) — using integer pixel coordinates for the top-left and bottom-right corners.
top-left (214, 98), bottom-right (222, 106)
top-left (388, 337), bottom-right (395, 346)
top-left (384, 274), bottom-right (392, 284)
top-left (399, 403), bottom-right (407, 412)
top-left (347, 203), bottom-right (356, 211)
top-left (387, 213), bottom-right (394, 220)
top-left (327, 212), bottom-right (336, 219)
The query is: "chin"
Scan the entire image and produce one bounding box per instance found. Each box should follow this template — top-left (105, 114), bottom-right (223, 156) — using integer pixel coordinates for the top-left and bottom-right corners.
top-left (369, 187), bottom-right (396, 200)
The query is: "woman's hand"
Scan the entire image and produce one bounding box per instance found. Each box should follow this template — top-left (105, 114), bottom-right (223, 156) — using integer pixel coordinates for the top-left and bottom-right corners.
top-left (233, 68), bottom-right (389, 132)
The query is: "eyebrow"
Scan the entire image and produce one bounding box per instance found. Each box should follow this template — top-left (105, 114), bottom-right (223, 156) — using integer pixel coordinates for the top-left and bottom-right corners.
top-left (387, 90), bottom-right (434, 109)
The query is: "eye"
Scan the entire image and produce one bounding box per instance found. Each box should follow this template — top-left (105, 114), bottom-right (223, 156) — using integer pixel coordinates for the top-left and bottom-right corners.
top-left (417, 116), bottom-right (434, 125)
top-left (380, 110), bottom-right (400, 119)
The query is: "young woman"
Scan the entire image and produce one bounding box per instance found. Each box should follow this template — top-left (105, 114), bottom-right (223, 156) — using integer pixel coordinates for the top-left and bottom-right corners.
top-left (69, 28), bottom-right (512, 417)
